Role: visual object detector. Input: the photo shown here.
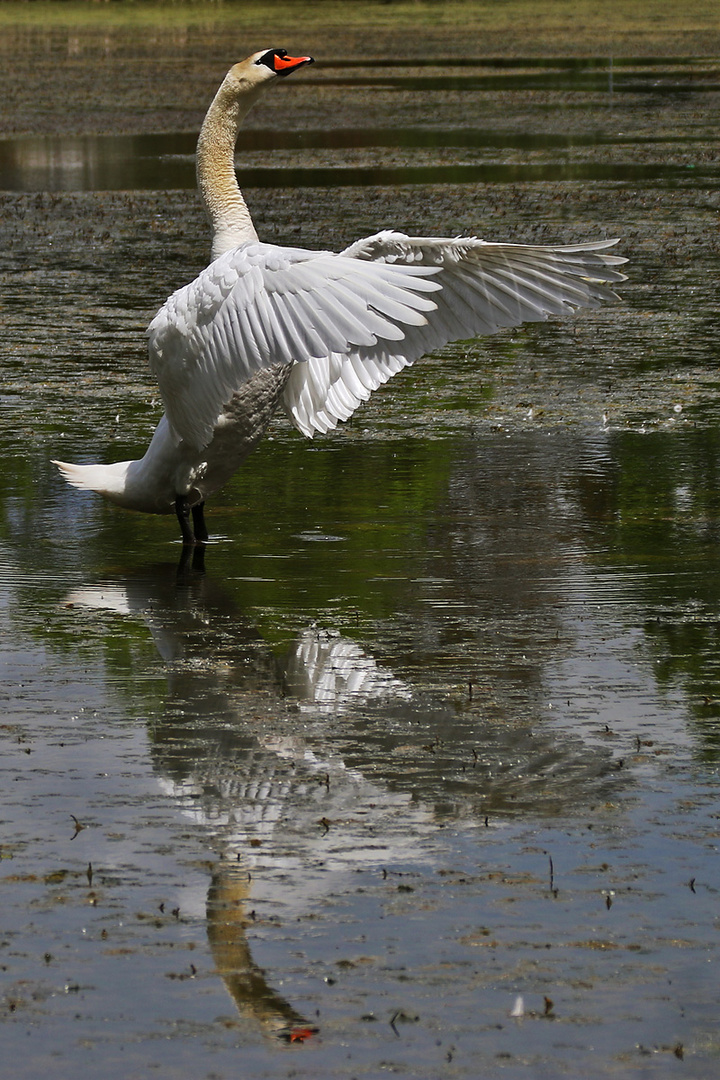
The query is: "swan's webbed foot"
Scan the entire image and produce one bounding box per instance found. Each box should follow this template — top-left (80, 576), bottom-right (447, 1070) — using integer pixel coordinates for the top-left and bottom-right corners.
top-left (175, 495), bottom-right (209, 545)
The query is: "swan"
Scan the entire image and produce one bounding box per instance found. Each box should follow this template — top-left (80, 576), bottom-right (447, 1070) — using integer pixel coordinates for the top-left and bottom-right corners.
top-left (54, 48), bottom-right (627, 545)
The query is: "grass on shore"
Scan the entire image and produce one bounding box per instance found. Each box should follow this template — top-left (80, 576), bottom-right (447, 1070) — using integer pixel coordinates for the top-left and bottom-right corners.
top-left (0, 0), bottom-right (719, 56)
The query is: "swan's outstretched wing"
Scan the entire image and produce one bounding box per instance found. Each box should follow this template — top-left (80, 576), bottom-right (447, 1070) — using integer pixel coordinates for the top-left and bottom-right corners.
top-left (285, 232), bottom-right (626, 436)
top-left (148, 240), bottom-right (439, 449)
top-left (148, 231), bottom-right (626, 448)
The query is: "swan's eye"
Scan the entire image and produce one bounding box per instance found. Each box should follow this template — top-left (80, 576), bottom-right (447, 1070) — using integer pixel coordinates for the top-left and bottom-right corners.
top-left (256, 49), bottom-right (287, 70)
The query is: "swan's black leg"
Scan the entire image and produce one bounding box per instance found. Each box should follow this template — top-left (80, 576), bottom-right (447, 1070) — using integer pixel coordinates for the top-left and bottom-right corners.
top-left (192, 501), bottom-right (209, 543)
top-left (175, 495), bottom-right (196, 545)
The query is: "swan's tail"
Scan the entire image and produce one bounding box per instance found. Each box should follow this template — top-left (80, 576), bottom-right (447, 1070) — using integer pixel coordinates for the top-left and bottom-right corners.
top-left (53, 459), bottom-right (109, 493)
top-left (52, 458), bottom-right (134, 506)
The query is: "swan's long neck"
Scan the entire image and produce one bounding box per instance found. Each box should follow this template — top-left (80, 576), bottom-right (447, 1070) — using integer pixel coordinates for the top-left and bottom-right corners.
top-left (196, 75), bottom-right (263, 260)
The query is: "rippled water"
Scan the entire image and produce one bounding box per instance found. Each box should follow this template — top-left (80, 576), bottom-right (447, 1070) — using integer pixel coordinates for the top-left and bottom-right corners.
top-left (2, 52), bottom-right (720, 1079)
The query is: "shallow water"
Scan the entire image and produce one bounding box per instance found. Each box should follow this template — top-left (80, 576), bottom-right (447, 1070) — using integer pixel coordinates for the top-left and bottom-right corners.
top-left (2, 54), bottom-right (720, 1079)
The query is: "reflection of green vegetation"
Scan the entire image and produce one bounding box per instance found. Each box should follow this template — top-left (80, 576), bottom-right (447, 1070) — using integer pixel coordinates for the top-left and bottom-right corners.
top-left (207, 433), bottom-right (460, 637)
top-left (577, 429), bottom-right (720, 756)
top-left (646, 619), bottom-right (720, 760)
top-left (594, 429), bottom-right (720, 565)
top-left (0, 425), bottom-right (459, 648)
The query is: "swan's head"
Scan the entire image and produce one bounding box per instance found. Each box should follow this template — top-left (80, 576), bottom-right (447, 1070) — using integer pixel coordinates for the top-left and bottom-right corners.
top-left (230, 49), bottom-right (314, 89)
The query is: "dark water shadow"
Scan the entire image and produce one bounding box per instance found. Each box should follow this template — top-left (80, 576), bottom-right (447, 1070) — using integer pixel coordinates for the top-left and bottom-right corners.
top-left (1, 129), bottom-right (715, 192)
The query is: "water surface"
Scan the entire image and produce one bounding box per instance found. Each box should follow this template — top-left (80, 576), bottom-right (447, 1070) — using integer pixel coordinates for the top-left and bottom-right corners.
top-left (2, 53), bottom-right (720, 1080)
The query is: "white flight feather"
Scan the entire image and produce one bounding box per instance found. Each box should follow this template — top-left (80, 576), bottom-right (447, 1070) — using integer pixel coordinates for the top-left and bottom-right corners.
top-left (148, 232), bottom-right (626, 447)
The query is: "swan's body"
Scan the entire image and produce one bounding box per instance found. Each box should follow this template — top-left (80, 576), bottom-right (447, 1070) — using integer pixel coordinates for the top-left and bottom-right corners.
top-left (55, 48), bottom-right (627, 544)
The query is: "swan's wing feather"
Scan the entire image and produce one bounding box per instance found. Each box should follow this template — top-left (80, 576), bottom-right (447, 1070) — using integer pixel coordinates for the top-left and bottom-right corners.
top-left (284, 231), bottom-right (627, 436)
top-left (148, 232), bottom-right (626, 448)
top-left (147, 241), bottom-right (439, 449)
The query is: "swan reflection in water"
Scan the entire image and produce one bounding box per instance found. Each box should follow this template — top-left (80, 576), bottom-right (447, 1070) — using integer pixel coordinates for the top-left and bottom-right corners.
top-left (66, 566), bottom-right (621, 1042)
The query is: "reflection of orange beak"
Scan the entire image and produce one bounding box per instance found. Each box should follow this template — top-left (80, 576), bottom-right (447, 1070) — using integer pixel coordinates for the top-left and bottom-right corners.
top-left (274, 53), bottom-right (314, 75)
top-left (288, 1025), bottom-right (319, 1044)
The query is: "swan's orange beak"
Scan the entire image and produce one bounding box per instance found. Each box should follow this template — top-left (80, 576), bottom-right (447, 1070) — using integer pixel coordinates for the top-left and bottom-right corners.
top-left (273, 52), bottom-right (314, 76)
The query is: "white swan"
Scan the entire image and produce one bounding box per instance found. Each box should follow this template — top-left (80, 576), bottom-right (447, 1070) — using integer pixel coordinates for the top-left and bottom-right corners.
top-left (54, 48), bottom-right (627, 545)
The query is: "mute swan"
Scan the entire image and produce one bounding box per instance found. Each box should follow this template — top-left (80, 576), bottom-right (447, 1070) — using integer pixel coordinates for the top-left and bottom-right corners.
top-left (54, 48), bottom-right (627, 545)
